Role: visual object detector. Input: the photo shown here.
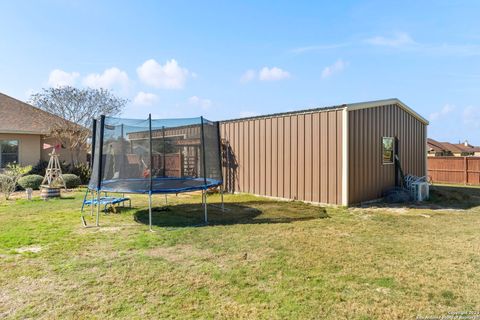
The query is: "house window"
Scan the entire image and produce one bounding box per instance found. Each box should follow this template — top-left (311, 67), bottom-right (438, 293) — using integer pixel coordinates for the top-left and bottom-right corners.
top-left (382, 137), bottom-right (394, 164)
top-left (1, 140), bottom-right (19, 167)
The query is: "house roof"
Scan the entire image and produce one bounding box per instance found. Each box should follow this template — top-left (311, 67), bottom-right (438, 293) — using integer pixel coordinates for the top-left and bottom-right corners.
top-left (0, 92), bottom-right (70, 135)
top-left (427, 138), bottom-right (446, 152)
top-left (221, 98), bottom-right (429, 125)
top-left (427, 138), bottom-right (480, 153)
top-left (450, 143), bottom-right (480, 153)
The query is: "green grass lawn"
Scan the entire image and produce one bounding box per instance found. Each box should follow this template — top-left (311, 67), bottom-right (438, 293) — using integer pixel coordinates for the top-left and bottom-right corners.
top-left (1, 186), bottom-right (480, 319)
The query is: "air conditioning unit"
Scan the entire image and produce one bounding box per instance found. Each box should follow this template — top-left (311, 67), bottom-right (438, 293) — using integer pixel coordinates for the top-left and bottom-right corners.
top-left (412, 182), bottom-right (429, 201)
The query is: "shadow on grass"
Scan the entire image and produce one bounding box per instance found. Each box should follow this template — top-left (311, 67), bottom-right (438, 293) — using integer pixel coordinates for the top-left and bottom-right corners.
top-left (133, 201), bottom-right (329, 227)
top-left (357, 185), bottom-right (480, 210)
top-left (426, 185), bottom-right (480, 209)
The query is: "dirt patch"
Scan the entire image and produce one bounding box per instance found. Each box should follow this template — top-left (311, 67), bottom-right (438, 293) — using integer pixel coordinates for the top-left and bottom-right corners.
top-left (5, 189), bottom-right (76, 200)
top-left (15, 246), bottom-right (42, 253)
top-left (0, 275), bottom-right (72, 318)
top-left (146, 244), bottom-right (275, 270)
top-left (147, 244), bottom-right (215, 267)
top-left (350, 207), bottom-right (409, 215)
top-left (97, 226), bottom-right (122, 233)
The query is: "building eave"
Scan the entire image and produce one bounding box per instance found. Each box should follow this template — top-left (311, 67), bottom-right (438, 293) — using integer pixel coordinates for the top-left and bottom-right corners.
top-left (345, 98), bottom-right (429, 125)
top-left (0, 130), bottom-right (46, 135)
top-left (220, 98), bottom-right (429, 125)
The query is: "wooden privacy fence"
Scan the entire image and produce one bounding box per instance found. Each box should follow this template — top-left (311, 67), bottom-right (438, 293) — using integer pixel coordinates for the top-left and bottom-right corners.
top-left (428, 156), bottom-right (480, 185)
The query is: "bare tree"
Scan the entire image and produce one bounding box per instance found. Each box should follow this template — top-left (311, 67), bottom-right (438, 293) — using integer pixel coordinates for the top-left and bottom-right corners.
top-left (29, 87), bottom-right (128, 164)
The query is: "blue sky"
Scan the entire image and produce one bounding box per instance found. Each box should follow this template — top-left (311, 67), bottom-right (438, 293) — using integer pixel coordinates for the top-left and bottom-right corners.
top-left (1, 1), bottom-right (479, 144)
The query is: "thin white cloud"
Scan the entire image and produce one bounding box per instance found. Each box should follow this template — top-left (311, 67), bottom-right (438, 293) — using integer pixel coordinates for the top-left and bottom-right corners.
top-left (133, 91), bottom-right (158, 106)
top-left (83, 67), bottom-right (129, 92)
top-left (321, 59), bottom-right (348, 79)
top-left (241, 67), bottom-right (290, 83)
top-left (429, 104), bottom-right (455, 121)
top-left (366, 32), bottom-right (415, 47)
top-left (463, 105), bottom-right (480, 128)
top-left (240, 67), bottom-right (290, 83)
top-left (240, 69), bottom-right (257, 83)
top-left (48, 69), bottom-right (80, 87)
top-left (188, 96), bottom-right (212, 109)
top-left (137, 59), bottom-right (191, 90)
top-left (259, 67), bottom-right (290, 81)
top-left (290, 43), bottom-right (350, 54)
top-left (421, 43), bottom-right (480, 57)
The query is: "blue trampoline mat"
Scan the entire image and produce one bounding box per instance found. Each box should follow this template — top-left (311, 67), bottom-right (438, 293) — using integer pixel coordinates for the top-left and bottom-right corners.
top-left (98, 177), bottom-right (222, 194)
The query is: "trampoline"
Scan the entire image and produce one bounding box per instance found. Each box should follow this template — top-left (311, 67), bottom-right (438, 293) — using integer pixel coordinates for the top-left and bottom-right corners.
top-left (100, 177), bottom-right (222, 194)
top-left (83, 114), bottom-right (223, 230)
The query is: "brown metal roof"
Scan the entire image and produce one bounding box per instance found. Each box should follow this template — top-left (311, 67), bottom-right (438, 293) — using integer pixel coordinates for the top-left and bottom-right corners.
top-left (0, 92), bottom-right (70, 134)
top-left (221, 98), bottom-right (429, 125)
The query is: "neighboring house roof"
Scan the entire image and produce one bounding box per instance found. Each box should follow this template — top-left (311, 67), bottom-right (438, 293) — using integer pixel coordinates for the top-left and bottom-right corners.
top-left (451, 143), bottom-right (480, 153)
top-left (427, 138), bottom-right (480, 154)
top-left (222, 98), bottom-right (429, 125)
top-left (0, 92), bottom-right (71, 134)
top-left (427, 138), bottom-right (446, 152)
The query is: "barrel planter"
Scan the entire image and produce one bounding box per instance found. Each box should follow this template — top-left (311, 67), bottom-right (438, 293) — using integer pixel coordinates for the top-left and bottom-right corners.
top-left (40, 186), bottom-right (61, 199)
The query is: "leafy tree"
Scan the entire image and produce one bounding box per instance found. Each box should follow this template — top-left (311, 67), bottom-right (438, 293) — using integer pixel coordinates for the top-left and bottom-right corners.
top-left (29, 87), bottom-right (128, 164)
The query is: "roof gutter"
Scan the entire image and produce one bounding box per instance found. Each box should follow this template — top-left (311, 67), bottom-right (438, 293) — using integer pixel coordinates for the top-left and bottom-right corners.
top-left (0, 130), bottom-right (46, 135)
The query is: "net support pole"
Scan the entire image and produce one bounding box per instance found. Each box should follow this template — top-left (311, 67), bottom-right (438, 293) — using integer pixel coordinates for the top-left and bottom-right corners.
top-left (200, 117), bottom-right (207, 185)
top-left (148, 114), bottom-right (154, 232)
top-left (216, 121), bottom-right (225, 212)
top-left (162, 126), bottom-right (166, 177)
top-left (96, 115), bottom-right (105, 227)
top-left (200, 117), bottom-right (208, 223)
top-left (90, 119), bottom-right (97, 170)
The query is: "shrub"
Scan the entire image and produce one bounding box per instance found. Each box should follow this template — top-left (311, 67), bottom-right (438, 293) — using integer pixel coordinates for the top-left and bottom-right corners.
top-left (0, 163), bottom-right (32, 199)
top-left (30, 160), bottom-right (91, 184)
top-left (18, 174), bottom-right (44, 190)
top-left (28, 160), bottom-right (49, 176)
top-left (0, 174), bottom-right (14, 198)
top-left (62, 174), bottom-right (81, 189)
top-left (69, 163), bottom-right (91, 184)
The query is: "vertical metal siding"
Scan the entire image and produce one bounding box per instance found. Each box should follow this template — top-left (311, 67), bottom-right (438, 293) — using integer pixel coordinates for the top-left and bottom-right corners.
top-left (221, 110), bottom-right (343, 205)
top-left (348, 104), bottom-right (427, 204)
top-left (312, 113), bottom-right (320, 203)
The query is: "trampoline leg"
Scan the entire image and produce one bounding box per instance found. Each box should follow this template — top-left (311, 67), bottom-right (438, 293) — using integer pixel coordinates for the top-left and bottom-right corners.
top-left (203, 190), bottom-right (208, 223)
top-left (81, 189), bottom-right (88, 227)
top-left (90, 190), bottom-right (95, 217)
top-left (165, 194), bottom-right (168, 205)
top-left (221, 185), bottom-right (225, 212)
top-left (148, 192), bottom-right (153, 232)
top-left (96, 191), bottom-right (100, 227)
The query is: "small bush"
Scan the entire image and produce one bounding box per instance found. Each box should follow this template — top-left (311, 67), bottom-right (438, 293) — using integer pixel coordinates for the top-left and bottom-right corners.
top-left (18, 174), bottom-right (44, 190)
top-left (0, 163), bottom-right (32, 199)
top-left (30, 160), bottom-right (91, 184)
top-left (62, 174), bottom-right (81, 189)
top-left (28, 160), bottom-right (49, 176)
top-left (69, 163), bottom-right (91, 184)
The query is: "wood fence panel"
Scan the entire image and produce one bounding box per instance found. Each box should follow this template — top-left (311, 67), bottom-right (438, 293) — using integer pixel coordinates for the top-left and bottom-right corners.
top-left (428, 156), bottom-right (480, 185)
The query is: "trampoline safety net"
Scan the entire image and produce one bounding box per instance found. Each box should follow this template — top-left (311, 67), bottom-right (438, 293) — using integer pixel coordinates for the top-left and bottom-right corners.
top-left (88, 115), bottom-right (223, 194)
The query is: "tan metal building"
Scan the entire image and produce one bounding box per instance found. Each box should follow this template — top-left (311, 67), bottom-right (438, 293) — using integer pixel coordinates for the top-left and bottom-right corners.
top-left (220, 98), bottom-right (428, 205)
